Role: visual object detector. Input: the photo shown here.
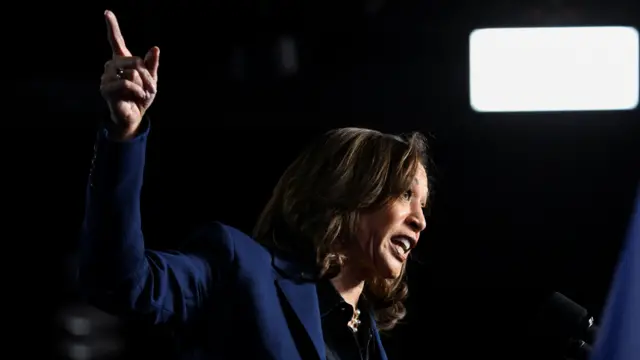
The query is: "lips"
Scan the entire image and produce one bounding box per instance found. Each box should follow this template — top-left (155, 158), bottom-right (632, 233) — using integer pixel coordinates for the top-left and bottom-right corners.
top-left (390, 236), bottom-right (415, 262)
top-left (391, 236), bottom-right (413, 253)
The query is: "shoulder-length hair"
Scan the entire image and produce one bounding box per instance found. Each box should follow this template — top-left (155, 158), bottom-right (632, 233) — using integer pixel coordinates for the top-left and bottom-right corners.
top-left (253, 127), bottom-right (429, 331)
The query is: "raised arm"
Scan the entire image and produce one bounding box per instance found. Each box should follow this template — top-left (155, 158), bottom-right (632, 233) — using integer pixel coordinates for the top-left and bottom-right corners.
top-left (77, 11), bottom-right (234, 325)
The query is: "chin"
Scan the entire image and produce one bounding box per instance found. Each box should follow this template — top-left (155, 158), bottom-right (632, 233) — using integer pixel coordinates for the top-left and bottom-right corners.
top-left (366, 253), bottom-right (406, 280)
top-left (377, 263), bottom-right (404, 280)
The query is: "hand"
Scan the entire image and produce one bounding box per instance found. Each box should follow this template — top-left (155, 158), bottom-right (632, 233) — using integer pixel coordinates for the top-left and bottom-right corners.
top-left (100, 10), bottom-right (159, 138)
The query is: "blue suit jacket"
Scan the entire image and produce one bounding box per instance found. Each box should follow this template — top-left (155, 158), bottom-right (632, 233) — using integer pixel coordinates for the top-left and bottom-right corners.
top-left (78, 123), bottom-right (388, 360)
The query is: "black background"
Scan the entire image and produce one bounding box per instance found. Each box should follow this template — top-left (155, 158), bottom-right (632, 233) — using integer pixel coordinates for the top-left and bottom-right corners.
top-left (9, 0), bottom-right (640, 359)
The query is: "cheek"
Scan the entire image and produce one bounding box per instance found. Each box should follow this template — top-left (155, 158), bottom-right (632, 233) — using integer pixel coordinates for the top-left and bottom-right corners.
top-left (376, 206), bottom-right (406, 234)
top-left (356, 205), bottom-right (406, 251)
top-left (354, 216), bottom-right (380, 256)
top-left (358, 214), bottom-right (394, 252)
top-left (355, 219), bottom-right (374, 251)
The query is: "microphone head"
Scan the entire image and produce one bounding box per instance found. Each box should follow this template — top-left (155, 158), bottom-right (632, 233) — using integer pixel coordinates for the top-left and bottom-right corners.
top-left (536, 292), bottom-right (594, 341)
top-left (545, 292), bottom-right (589, 332)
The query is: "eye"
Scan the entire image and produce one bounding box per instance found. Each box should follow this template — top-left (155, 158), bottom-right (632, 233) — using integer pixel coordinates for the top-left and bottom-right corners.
top-left (401, 189), bottom-right (413, 201)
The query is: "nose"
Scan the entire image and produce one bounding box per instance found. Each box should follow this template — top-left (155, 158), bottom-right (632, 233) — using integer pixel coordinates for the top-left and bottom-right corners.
top-left (406, 206), bottom-right (427, 233)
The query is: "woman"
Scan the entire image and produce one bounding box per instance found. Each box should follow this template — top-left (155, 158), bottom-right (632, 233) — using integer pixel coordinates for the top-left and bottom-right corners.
top-left (80, 10), bottom-right (429, 360)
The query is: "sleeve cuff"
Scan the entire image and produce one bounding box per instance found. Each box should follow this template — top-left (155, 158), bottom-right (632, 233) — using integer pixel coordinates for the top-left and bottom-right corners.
top-left (101, 117), bottom-right (151, 143)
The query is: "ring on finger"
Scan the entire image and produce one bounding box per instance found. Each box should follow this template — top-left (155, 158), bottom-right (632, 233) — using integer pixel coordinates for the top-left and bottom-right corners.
top-left (115, 68), bottom-right (124, 79)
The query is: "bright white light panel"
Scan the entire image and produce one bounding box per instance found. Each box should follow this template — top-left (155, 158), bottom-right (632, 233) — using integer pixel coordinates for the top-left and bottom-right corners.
top-left (469, 26), bottom-right (639, 112)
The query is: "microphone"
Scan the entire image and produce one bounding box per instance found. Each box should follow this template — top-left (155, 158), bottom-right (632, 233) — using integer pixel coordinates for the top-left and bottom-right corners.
top-left (538, 292), bottom-right (598, 360)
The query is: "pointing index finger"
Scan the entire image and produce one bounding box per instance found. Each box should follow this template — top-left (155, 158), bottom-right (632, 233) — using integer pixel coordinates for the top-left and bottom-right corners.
top-left (104, 10), bottom-right (131, 57)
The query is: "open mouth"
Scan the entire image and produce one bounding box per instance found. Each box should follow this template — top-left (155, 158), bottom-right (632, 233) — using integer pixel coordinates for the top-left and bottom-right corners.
top-left (391, 236), bottom-right (413, 255)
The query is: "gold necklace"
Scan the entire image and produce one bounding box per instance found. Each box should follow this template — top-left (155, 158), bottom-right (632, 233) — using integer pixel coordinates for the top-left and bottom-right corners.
top-left (347, 309), bottom-right (361, 332)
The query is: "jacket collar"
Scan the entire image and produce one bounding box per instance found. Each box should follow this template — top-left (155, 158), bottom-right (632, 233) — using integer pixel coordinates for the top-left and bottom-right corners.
top-left (271, 248), bottom-right (319, 282)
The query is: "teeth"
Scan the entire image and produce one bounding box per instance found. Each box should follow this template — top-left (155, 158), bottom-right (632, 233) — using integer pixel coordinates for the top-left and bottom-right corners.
top-left (399, 238), bottom-right (411, 252)
top-left (393, 237), bottom-right (411, 253)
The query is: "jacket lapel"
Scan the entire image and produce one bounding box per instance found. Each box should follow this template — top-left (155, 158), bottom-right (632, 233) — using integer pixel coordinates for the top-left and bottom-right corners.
top-left (272, 250), bottom-right (389, 360)
top-left (272, 252), bottom-right (325, 360)
top-left (369, 311), bottom-right (388, 360)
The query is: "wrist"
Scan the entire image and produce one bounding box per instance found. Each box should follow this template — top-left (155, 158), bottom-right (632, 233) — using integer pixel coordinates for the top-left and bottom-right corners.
top-left (106, 119), bottom-right (142, 141)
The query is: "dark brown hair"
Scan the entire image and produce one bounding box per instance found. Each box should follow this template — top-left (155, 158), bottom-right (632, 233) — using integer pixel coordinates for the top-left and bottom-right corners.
top-left (253, 127), bottom-right (429, 331)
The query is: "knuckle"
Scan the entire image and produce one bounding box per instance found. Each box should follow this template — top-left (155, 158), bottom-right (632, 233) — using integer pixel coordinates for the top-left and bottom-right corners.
top-left (116, 56), bottom-right (142, 68)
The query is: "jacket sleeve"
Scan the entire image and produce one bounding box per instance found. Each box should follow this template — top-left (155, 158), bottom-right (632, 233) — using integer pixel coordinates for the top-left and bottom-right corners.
top-left (77, 120), bottom-right (235, 325)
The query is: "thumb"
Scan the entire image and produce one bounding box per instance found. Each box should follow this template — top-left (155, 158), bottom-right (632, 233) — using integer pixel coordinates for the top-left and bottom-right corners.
top-left (144, 46), bottom-right (160, 80)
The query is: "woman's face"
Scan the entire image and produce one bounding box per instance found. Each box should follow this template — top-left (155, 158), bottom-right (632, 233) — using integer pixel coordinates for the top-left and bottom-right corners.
top-left (350, 165), bottom-right (428, 279)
